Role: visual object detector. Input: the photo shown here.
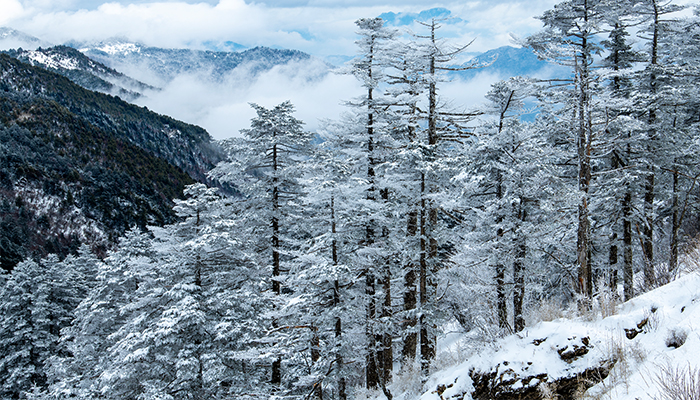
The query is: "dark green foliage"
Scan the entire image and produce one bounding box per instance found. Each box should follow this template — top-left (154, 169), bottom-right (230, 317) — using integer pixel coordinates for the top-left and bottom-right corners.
top-left (0, 54), bottom-right (204, 271)
top-left (0, 54), bottom-right (223, 183)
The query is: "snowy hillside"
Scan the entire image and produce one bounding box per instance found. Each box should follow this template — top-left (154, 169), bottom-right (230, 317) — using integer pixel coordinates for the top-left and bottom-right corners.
top-left (5, 45), bottom-right (154, 100)
top-left (412, 265), bottom-right (700, 400)
top-left (73, 39), bottom-right (316, 86)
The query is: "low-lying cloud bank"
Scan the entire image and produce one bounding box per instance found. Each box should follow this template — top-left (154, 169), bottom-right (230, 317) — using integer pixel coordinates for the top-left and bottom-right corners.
top-left (133, 58), bottom-right (362, 140)
top-left (132, 59), bottom-right (567, 141)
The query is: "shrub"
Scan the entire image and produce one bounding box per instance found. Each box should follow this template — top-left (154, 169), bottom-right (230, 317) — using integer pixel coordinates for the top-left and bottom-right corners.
top-left (664, 328), bottom-right (688, 349)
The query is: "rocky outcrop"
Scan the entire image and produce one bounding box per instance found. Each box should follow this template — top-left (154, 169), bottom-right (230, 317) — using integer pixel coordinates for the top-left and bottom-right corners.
top-left (469, 360), bottom-right (615, 400)
top-left (427, 335), bottom-right (616, 400)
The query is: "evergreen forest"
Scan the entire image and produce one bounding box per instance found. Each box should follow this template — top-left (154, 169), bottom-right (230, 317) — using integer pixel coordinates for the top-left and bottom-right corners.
top-left (1, 0), bottom-right (700, 399)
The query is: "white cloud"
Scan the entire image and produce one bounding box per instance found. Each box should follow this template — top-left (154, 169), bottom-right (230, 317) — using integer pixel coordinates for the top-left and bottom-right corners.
top-left (0, 0), bottom-right (25, 26)
top-left (5, 1), bottom-right (560, 58)
top-left (134, 58), bottom-right (362, 140)
top-left (2, 0), bottom-right (567, 140)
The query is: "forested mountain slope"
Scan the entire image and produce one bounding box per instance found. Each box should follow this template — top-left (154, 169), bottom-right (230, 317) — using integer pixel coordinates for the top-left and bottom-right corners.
top-left (0, 54), bottom-right (222, 270)
top-left (4, 45), bottom-right (155, 100)
top-left (0, 54), bottom-right (223, 182)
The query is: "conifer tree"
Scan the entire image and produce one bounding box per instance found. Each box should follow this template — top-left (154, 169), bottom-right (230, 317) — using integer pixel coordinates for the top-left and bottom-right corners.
top-left (0, 260), bottom-right (53, 399)
top-left (527, 0), bottom-right (614, 301)
top-left (48, 230), bottom-right (146, 399)
top-left (348, 17), bottom-right (398, 390)
top-left (210, 101), bottom-right (313, 393)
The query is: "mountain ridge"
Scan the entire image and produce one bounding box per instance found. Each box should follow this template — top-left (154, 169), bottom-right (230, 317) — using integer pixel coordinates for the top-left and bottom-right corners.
top-left (0, 53), bottom-right (223, 270)
top-left (72, 39), bottom-right (315, 85)
top-left (4, 45), bottom-right (155, 100)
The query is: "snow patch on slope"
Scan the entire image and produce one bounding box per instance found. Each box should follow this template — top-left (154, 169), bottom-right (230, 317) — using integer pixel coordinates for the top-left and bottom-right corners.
top-left (413, 269), bottom-right (700, 400)
top-left (15, 181), bottom-right (107, 245)
top-left (94, 42), bottom-right (141, 56)
top-left (26, 50), bottom-right (79, 70)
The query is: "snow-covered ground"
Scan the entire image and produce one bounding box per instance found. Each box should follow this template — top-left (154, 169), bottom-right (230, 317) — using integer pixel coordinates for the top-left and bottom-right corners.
top-left (405, 266), bottom-right (700, 400)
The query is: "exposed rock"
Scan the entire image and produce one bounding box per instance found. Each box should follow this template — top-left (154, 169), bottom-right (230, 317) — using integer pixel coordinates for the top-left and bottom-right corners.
top-left (425, 334), bottom-right (615, 400)
top-left (469, 359), bottom-right (615, 400)
top-left (624, 327), bottom-right (641, 339)
top-left (624, 316), bottom-right (650, 339)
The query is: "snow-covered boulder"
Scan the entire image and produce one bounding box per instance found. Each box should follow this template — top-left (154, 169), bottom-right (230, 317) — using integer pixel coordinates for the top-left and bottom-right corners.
top-left (422, 327), bottom-right (615, 400)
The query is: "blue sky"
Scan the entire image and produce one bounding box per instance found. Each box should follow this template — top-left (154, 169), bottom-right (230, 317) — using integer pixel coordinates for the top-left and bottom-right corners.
top-left (1, 0), bottom-right (561, 57)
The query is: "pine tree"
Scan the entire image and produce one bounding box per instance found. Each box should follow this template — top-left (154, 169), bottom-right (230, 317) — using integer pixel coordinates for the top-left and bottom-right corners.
top-left (632, 0), bottom-right (686, 290)
top-left (96, 185), bottom-right (252, 400)
top-left (48, 230), bottom-right (146, 399)
top-left (347, 17), bottom-right (398, 390)
top-left (0, 260), bottom-right (53, 399)
top-left (599, 12), bottom-right (643, 300)
top-left (210, 101), bottom-right (313, 393)
top-left (409, 17), bottom-right (481, 374)
top-left (527, 0), bottom-right (615, 301)
top-left (0, 255), bottom-right (85, 399)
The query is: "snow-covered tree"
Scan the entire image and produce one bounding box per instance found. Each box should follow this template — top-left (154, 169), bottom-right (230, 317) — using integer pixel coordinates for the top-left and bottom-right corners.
top-left (94, 185), bottom-right (251, 400)
top-left (0, 260), bottom-right (53, 399)
top-left (210, 101), bottom-right (313, 392)
top-left (406, 17), bottom-right (482, 374)
top-left (526, 0), bottom-right (618, 301)
top-left (47, 230), bottom-right (146, 399)
top-left (0, 253), bottom-right (90, 399)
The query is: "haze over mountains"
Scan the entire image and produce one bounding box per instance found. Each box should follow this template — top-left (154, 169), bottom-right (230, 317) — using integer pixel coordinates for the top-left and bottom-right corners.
top-left (0, 26), bottom-right (558, 140)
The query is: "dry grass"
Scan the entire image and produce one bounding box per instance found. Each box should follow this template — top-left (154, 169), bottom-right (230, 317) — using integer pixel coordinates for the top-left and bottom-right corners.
top-left (526, 297), bottom-right (571, 325)
top-left (390, 362), bottom-right (423, 400)
top-left (593, 277), bottom-right (620, 320)
top-left (653, 363), bottom-right (700, 400)
top-left (538, 381), bottom-right (557, 400)
top-left (681, 236), bottom-right (700, 274)
top-left (580, 332), bottom-right (648, 400)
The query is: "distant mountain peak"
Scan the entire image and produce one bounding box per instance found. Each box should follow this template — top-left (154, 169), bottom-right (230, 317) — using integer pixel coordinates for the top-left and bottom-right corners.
top-left (455, 45), bottom-right (567, 80)
top-left (0, 27), bottom-right (49, 50)
top-left (25, 48), bottom-right (80, 70)
top-left (93, 41), bottom-right (142, 56)
top-left (74, 42), bottom-right (315, 86)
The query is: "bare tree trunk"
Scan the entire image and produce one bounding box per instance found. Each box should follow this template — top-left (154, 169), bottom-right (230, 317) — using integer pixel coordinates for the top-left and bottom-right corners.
top-left (669, 164), bottom-right (679, 281)
top-left (609, 233), bottom-right (618, 291)
top-left (642, 169), bottom-right (655, 289)
top-left (364, 40), bottom-right (382, 388)
top-left (330, 197), bottom-right (346, 400)
top-left (380, 189), bottom-right (393, 384)
top-left (495, 171), bottom-right (508, 331)
top-left (623, 132), bottom-right (634, 301)
top-left (496, 260), bottom-right (507, 331)
top-left (512, 198), bottom-right (526, 333)
top-left (311, 328), bottom-right (322, 400)
top-left (271, 142), bottom-right (282, 386)
top-left (512, 246), bottom-right (525, 333)
top-left (576, 56), bottom-right (593, 300)
top-left (381, 272), bottom-right (392, 384)
top-left (642, 0), bottom-right (661, 291)
top-left (420, 22), bottom-right (439, 373)
top-left (402, 211), bottom-right (418, 362)
top-left (419, 175), bottom-right (438, 378)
